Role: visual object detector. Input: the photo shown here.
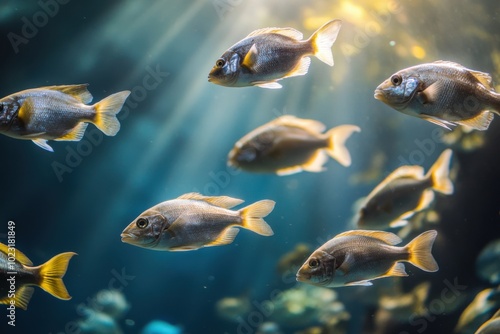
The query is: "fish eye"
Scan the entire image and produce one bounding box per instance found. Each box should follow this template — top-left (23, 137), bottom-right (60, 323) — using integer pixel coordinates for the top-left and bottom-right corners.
top-left (391, 74), bottom-right (403, 86)
top-left (309, 258), bottom-right (320, 268)
top-left (215, 59), bottom-right (225, 67)
top-left (136, 218), bottom-right (149, 229)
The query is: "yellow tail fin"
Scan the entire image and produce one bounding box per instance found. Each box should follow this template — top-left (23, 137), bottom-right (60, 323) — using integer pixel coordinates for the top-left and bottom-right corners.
top-left (308, 19), bottom-right (342, 66)
top-left (426, 149), bottom-right (454, 195)
top-left (93, 91), bottom-right (131, 136)
top-left (324, 125), bottom-right (361, 167)
top-left (239, 200), bottom-right (275, 236)
top-left (406, 230), bottom-right (438, 272)
top-left (37, 252), bottom-right (77, 300)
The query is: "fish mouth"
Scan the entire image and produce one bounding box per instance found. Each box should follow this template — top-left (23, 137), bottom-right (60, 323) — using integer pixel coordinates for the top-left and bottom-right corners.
top-left (120, 232), bottom-right (137, 243)
top-left (374, 88), bottom-right (387, 102)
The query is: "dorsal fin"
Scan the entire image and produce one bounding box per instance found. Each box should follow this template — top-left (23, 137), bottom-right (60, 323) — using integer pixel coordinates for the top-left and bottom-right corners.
top-left (177, 193), bottom-right (244, 208)
top-left (336, 230), bottom-right (402, 245)
top-left (0, 242), bottom-right (33, 266)
top-left (470, 70), bottom-right (493, 89)
top-left (246, 27), bottom-right (303, 40)
top-left (41, 84), bottom-right (93, 104)
top-left (432, 60), bottom-right (464, 68)
top-left (367, 165), bottom-right (425, 201)
top-left (271, 115), bottom-right (326, 133)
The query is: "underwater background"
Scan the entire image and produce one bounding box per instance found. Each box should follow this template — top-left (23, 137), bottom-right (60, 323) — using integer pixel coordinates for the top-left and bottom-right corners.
top-left (0, 0), bottom-right (499, 333)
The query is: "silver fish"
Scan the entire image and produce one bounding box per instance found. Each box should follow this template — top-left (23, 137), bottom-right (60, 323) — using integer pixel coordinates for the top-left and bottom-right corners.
top-left (208, 20), bottom-right (341, 89)
top-left (355, 149), bottom-right (453, 230)
top-left (296, 230), bottom-right (439, 288)
top-left (475, 309), bottom-right (500, 334)
top-left (0, 84), bottom-right (130, 151)
top-left (228, 115), bottom-right (360, 175)
top-left (121, 193), bottom-right (275, 251)
top-left (374, 61), bottom-right (500, 130)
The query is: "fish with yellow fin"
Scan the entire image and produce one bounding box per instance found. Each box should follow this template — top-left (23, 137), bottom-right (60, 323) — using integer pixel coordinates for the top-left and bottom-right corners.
top-left (296, 230), bottom-right (439, 288)
top-left (0, 84), bottom-right (130, 151)
top-left (208, 20), bottom-right (342, 89)
top-left (228, 115), bottom-right (360, 176)
top-left (375, 61), bottom-right (500, 130)
top-left (475, 309), bottom-right (500, 334)
top-left (121, 193), bottom-right (275, 251)
top-left (0, 242), bottom-right (76, 310)
top-left (354, 149), bottom-right (454, 230)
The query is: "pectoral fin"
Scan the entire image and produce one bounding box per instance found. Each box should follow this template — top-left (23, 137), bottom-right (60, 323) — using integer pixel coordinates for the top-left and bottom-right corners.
top-left (242, 44), bottom-right (258, 71)
top-left (417, 81), bottom-right (443, 105)
top-left (18, 97), bottom-right (35, 123)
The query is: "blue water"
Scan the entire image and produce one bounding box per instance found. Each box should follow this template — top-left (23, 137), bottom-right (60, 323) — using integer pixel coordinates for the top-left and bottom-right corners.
top-left (0, 1), bottom-right (499, 333)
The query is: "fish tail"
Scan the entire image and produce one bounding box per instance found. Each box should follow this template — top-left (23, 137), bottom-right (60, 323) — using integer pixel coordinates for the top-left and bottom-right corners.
top-left (92, 91), bottom-right (131, 136)
top-left (426, 149), bottom-right (454, 195)
top-left (36, 252), bottom-right (77, 300)
top-left (405, 230), bottom-right (439, 272)
top-left (324, 125), bottom-right (361, 167)
top-left (308, 19), bottom-right (342, 66)
top-left (239, 200), bottom-right (275, 236)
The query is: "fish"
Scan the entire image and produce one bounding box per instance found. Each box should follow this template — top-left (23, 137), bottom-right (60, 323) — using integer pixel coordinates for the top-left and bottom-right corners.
top-left (208, 19), bottom-right (342, 89)
top-left (377, 281), bottom-right (431, 321)
top-left (455, 287), bottom-right (500, 334)
top-left (0, 242), bottom-right (76, 310)
top-left (476, 238), bottom-right (500, 284)
top-left (296, 230), bottom-right (439, 288)
top-left (227, 115), bottom-right (360, 176)
top-left (121, 193), bottom-right (275, 251)
top-left (354, 149), bottom-right (453, 230)
top-left (0, 84), bottom-right (131, 151)
top-left (475, 309), bottom-right (500, 334)
top-left (374, 61), bottom-right (500, 131)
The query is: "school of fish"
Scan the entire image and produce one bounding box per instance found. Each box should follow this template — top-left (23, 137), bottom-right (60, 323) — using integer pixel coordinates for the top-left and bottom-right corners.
top-left (2, 11), bottom-right (499, 334)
